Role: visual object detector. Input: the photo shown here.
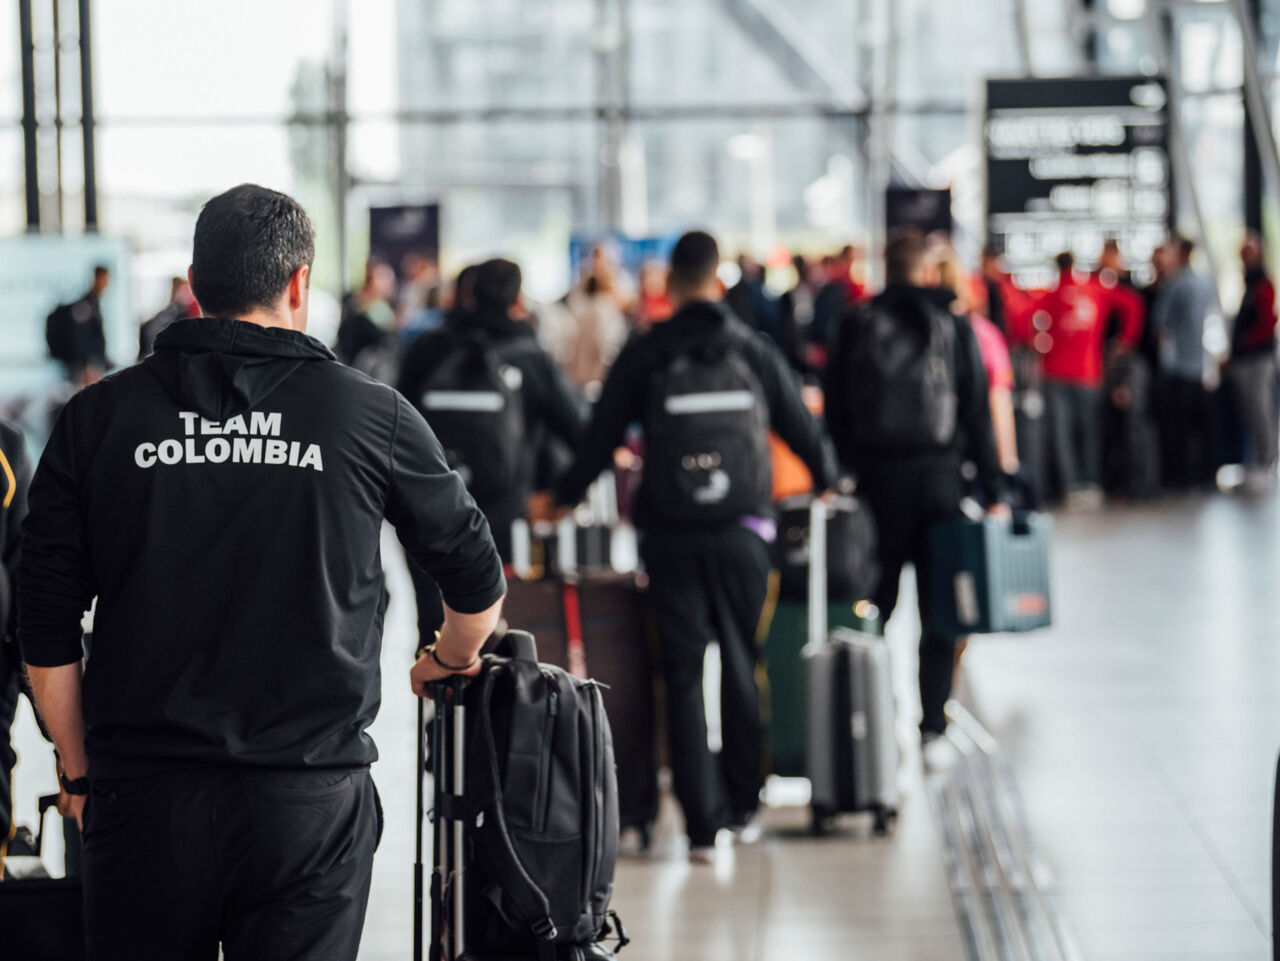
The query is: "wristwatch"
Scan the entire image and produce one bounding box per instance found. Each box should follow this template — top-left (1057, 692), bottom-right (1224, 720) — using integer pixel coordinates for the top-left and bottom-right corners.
top-left (59, 773), bottom-right (90, 796)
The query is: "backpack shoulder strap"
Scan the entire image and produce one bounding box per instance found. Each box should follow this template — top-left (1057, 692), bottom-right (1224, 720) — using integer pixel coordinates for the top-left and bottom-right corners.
top-left (471, 665), bottom-right (561, 943)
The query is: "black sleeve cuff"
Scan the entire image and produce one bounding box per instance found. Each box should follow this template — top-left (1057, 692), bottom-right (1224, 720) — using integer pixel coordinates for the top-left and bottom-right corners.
top-left (19, 629), bottom-right (86, 667)
top-left (440, 568), bottom-right (507, 615)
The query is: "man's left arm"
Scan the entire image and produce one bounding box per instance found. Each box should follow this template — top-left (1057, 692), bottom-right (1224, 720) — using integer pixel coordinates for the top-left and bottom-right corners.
top-left (17, 402), bottom-right (96, 822)
top-left (756, 338), bottom-right (836, 491)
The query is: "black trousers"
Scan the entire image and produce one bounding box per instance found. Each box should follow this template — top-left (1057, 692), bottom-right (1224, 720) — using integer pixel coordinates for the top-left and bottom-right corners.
top-left (1159, 376), bottom-right (1213, 489)
top-left (641, 526), bottom-right (772, 846)
top-left (82, 767), bottom-right (380, 961)
top-left (859, 453), bottom-right (964, 737)
top-left (0, 639), bottom-right (19, 851)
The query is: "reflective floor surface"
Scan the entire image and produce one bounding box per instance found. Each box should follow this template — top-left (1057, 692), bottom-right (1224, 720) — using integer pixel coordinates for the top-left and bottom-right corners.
top-left (9, 491), bottom-right (1277, 960)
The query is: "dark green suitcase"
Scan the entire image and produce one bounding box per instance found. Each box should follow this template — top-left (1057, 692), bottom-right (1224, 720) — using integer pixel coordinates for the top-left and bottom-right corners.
top-left (929, 512), bottom-right (1052, 635)
top-left (762, 598), bottom-right (878, 777)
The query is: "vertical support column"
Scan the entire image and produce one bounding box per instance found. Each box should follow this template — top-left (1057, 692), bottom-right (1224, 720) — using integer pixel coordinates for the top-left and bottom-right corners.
top-left (333, 0), bottom-right (350, 295)
top-left (1080, 0), bottom-right (1101, 73)
top-left (1235, 0), bottom-right (1274, 238)
top-left (19, 0), bottom-right (39, 232)
top-left (594, 0), bottom-right (624, 231)
top-left (1145, 0), bottom-right (1224, 314)
top-left (78, 0), bottom-right (97, 231)
top-left (53, 0), bottom-right (65, 232)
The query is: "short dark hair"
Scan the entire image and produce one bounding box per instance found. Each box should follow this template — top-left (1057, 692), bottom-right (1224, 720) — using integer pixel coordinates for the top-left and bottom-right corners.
top-left (1176, 235), bottom-right (1195, 259)
top-left (1055, 251), bottom-right (1075, 271)
top-left (669, 231), bottom-right (720, 292)
top-left (884, 230), bottom-right (927, 284)
top-left (93, 265), bottom-right (110, 278)
top-left (472, 259), bottom-right (522, 312)
top-left (191, 184), bottom-right (315, 317)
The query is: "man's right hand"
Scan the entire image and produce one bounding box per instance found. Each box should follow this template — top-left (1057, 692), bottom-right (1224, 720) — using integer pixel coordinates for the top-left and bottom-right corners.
top-left (56, 789), bottom-right (85, 831)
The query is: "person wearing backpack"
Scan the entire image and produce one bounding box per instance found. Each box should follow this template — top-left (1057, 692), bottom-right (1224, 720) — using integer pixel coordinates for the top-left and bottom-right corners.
top-left (556, 231), bottom-right (836, 863)
top-left (46, 265), bottom-right (112, 384)
top-left (397, 258), bottom-right (586, 639)
top-left (824, 231), bottom-right (1006, 752)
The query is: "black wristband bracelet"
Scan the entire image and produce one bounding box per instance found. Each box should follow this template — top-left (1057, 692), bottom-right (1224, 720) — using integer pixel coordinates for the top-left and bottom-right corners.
top-left (429, 644), bottom-right (479, 673)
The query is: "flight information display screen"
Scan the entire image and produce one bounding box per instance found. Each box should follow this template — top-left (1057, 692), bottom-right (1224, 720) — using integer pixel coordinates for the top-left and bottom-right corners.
top-left (985, 76), bottom-right (1171, 288)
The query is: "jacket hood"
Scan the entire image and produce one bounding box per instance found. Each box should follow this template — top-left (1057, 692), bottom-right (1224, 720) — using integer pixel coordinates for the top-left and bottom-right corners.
top-left (873, 284), bottom-right (946, 325)
top-left (147, 317), bottom-right (335, 422)
top-left (445, 306), bottom-right (537, 343)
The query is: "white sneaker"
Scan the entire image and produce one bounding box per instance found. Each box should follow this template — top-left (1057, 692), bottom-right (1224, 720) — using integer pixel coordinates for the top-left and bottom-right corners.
top-left (1065, 486), bottom-right (1104, 511)
top-left (921, 732), bottom-right (960, 774)
top-left (730, 811), bottom-right (764, 846)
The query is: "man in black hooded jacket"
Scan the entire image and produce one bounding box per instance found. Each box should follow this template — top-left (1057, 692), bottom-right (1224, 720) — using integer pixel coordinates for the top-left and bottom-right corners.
top-left (397, 258), bottom-right (585, 641)
top-left (825, 232), bottom-right (1004, 747)
top-left (18, 184), bottom-right (506, 960)
top-left (557, 231), bottom-right (835, 861)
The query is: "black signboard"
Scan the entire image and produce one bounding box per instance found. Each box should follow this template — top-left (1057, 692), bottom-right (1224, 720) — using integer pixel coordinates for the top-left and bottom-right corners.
top-left (886, 187), bottom-right (953, 238)
top-left (369, 204), bottom-right (440, 277)
top-left (985, 76), bottom-right (1171, 288)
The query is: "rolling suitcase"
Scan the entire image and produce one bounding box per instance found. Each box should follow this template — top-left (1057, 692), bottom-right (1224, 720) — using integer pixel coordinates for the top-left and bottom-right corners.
top-left (0, 794), bottom-right (85, 961)
top-left (502, 514), bottom-right (661, 846)
top-left (929, 512), bottom-right (1052, 635)
top-left (415, 634), bottom-right (628, 961)
top-left (803, 499), bottom-right (899, 836)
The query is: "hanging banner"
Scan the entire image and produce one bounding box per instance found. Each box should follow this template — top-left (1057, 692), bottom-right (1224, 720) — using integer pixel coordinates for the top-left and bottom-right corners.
top-left (886, 187), bottom-right (953, 238)
top-left (369, 204), bottom-right (441, 278)
top-left (985, 76), bottom-right (1171, 288)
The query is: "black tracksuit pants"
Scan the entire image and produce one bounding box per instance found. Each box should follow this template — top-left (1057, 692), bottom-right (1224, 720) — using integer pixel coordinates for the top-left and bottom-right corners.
top-left (857, 452), bottom-right (964, 737)
top-left (0, 639), bottom-right (19, 853)
top-left (640, 526), bottom-right (772, 847)
top-left (82, 767), bottom-right (380, 961)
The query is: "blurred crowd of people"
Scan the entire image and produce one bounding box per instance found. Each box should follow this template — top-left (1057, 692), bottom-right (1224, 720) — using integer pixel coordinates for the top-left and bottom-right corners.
top-left (310, 228), bottom-right (1277, 511)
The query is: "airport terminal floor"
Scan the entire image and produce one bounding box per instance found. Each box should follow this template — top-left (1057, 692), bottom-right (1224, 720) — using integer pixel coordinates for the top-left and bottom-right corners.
top-left (10, 489), bottom-right (1278, 960)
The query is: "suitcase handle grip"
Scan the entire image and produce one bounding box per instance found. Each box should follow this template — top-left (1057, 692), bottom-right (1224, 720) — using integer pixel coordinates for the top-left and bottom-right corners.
top-left (492, 629), bottom-right (538, 664)
top-left (808, 497), bottom-right (829, 647)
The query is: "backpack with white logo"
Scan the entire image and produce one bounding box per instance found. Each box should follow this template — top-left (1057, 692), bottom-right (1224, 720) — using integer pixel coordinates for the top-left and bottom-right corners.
top-left (644, 330), bottom-right (770, 525)
top-left (417, 331), bottom-right (524, 505)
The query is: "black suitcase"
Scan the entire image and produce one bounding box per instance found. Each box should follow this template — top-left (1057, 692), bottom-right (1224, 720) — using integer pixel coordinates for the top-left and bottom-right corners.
top-left (504, 519), bottom-right (661, 845)
top-left (0, 794), bottom-right (85, 961)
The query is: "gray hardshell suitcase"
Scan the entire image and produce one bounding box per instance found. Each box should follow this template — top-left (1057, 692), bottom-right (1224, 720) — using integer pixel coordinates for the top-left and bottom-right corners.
top-left (803, 498), bottom-right (899, 835)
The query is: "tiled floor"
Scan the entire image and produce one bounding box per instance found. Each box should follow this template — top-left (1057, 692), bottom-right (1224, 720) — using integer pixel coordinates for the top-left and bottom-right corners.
top-left (9, 491), bottom-right (1278, 959)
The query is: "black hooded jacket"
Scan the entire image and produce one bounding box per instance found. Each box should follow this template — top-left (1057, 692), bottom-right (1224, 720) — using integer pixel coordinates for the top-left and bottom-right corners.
top-left (556, 300), bottom-right (836, 530)
top-left (18, 317), bottom-right (505, 777)
top-left (397, 308), bottom-right (586, 527)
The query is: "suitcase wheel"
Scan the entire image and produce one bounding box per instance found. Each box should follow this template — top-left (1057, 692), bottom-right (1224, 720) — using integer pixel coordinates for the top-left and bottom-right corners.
top-left (871, 806), bottom-right (898, 837)
top-left (810, 804), bottom-right (833, 836)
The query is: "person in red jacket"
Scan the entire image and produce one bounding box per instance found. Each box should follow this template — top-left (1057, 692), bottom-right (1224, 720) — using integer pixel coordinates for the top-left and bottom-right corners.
top-left (1027, 252), bottom-right (1142, 506)
top-left (1228, 234), bottom-right (1279, 487)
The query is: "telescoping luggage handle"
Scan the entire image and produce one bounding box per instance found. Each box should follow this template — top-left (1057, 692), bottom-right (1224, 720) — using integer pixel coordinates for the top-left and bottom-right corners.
top-left (417, 675), bottom-right (469, 961)
top-left (807, 496), bottom-right (829, 649)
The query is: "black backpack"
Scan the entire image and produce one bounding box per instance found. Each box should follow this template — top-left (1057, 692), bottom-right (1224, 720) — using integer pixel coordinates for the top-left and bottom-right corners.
top-left (460, 632), bottom-right (626, 958)
top-left (844, 300), bottom-right (958, 450)
top-left (416, 330), bottom-right (525, 505)
top-left (643, 329), bottom-right (770, 525)
top-left (45, 303), bottom-right (75, 365)
top-left (777, 492), bottom-right (880, 603)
